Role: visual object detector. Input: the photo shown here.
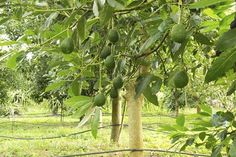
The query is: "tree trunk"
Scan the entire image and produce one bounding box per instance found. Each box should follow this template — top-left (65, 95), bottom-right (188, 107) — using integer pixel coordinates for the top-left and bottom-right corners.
top-left (99, 108), bottom-right (103, 127)
top-left (175, 99), bottom-right (179, 117)
top-left (197, 105), bottom-right (201, 113)
top-left (110, 91), bottom-right (121, 143)
top-left (174, 90), bottom-right (179, 117)
top-left (126, 82), bottom-right (144, 157)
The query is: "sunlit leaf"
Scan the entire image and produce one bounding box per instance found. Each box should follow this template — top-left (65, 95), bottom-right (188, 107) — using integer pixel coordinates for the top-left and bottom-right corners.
top-left (189, 0), bottom-right (230, 9)
top-left (205, 50), bottom-right (236, 83)
top-left (99, 4), bottom-right (114, 26)
top-left (91, 107), bottom-right (100, 138)
top-left (216, 28), bottom-right (236, 51)
top-left (6, 52), bottom-right (22, 69)
top-left (143, 86), bottom-right (158, 106)
top-left (64, 96), bottom-right (92, 108)
top-left (77, 16), bottom-right (86, 41)
top-left (135, 74), bottom-right (153, 98)
top-left (227, 80), bottom-right (236, 96)
top-left (45, 80), bottom-right (66, 92)
top-left (176, 115), bottom-right (185, 127)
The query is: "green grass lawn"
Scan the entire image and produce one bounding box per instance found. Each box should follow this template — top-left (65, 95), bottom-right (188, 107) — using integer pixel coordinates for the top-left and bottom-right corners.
top-left (0, 105), bottom-right (210, 157)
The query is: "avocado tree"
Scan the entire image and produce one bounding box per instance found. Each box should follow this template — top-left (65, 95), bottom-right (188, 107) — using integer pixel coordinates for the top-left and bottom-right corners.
top-left (1, 0), bottom-right (236, 157)
top-left (159, 0), bottom-right (236, 156)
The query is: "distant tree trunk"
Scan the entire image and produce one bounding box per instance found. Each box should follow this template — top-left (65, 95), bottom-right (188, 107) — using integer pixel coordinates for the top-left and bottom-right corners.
top-left (197, 105), bottom-right (201, 113)
top-left (110, 91), bottom-right (121, 143)
top-left (99, 108), bottom-right (103, 127)
top-left (174, 90), bottom-right (179, 117)
top-left (126, 82), bottom-right (144, 157)
top-left (175, 99), bottom-right (179, 117)
top-left (193, 94), bottom-right (201, 113)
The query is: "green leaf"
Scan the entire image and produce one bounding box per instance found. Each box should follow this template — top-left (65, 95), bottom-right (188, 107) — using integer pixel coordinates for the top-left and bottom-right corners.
top-left (180, 138), bottom-right (194, 151)
top-left (211, 145), bottom-right (222, 157)
top-left (224, 111), bottom-right (234, 122)
top-left (91, 107), bottom-right (100, 138)
top-left (77, 16), bottom-right (86, 41)
top-left (151, 77), bottom-right (162, 94)
top-left (64, 96), bottom-right (92, 109)
top-left (99, 4), bottom-right (114, 26)
top-left (172, 40), bottom-right (188, 62)
top-left (199, 132), bottom-right (206, 141)
top-left (194, 120), bottom-right (212, 127)
top-left (140, 32), bottom-right (162, 53)
top-left (127, 0), bottom-right (143, 8)
top-left (172, 125), bottom-right (189, 131)
top-left (176, 115), bottom-right (185, 127)
top-left (229, 140), bottom-right (236, 157)
top-left (198, 112), bottom-right (211, 117)
top-left (205, 50), bottom-right (236, 83)
top-left (232, 121), bottom-right (236, 128)
top-left (135, 74), bottom-right (153, 98)
top-left (93, 0), bottom-right (99, 17)
top-left (0, 41), bottom-right (18, 46)
top-left (216, 28), bottom-right (236, 51)
top-left (227, 80), bottom-right (236, 96)
top-left (45, 80), bottom-right (66, 92)
top-left (186, 138), bottom-right (195, 146)
top-left (42, 12), bottom-right (58, 30)
top-left (171, 133), bottom-right (186, 143)
top-left (6, 52), bottom-right (22, 69)
top-left (0, 18), bottom-right (10, 25)
top-left (107, 0), bottom-right (125, 9)
top-left (192, 127), bottom-right (208, 131)
top-left (199, 104), bottom-right (212, 115)
top-left (71, 79), bottom-right (81, 96)
top-left (65, 11), bottom-right (78, 26)
top-left (194, 32), bottom-right (212, 45)
top-left (203, 8), bottom-right (220, 20)
top-left (189, 0), bottom-right (230, 9)
top-left (74, 102), bottom-right (93, 118)
top-left (143, 86), bottom-right (158, 106)
top-left (159, 125), bottom-right (177, 131)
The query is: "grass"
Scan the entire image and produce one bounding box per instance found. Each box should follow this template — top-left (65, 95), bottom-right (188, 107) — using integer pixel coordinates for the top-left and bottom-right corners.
top-left (0, 104), bottom-right (210, 157)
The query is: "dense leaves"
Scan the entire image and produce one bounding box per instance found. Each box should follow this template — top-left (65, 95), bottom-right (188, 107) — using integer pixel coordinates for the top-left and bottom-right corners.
top-left (205, 50), bottom-right (236, 83)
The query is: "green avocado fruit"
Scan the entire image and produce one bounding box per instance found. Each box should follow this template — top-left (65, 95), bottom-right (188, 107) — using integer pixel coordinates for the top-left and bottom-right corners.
top-left (100, 46), bottom-right (111, 59)
top-left (173, 70), bottom-right (189, 88)
top-left (108, 29), bottom-right (119, 43)
top-left (110, 87), bottom-right (118, 98)
top-left (104, 55), bottom-right (115, 69)
top-left (94, 93), bottom-right (106, 107)
top-left (60, 37), bottom-right (74, 54)
top-left (170, 24), bottom-right (187, 43)
top-left (113, 76), bottom-right (123, 89)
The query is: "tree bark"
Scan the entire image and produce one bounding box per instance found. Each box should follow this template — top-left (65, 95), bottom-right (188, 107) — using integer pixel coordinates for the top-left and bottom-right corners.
top-left (126, 82), bottom-right (144, 157)
top-left (110, 91), bottom-right (121, 143)
top-left (175, 99), bottom-right (179, 117)
top-left (99, 108), bottom-right (103, 127)
top-left (174, 90), bottom-right (179, 117)
top-left (197, 105), bottom-right (201, 113)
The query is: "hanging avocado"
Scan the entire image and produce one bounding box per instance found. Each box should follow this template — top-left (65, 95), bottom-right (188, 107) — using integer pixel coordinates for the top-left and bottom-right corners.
top-left (60, 37), bottom-right (74, 54)
top-left (173, 70), bottom-right (189, 88)
top-left (108, 29), bottom-right (119, 43)
top-left (170, 24), bottom-right (187, 43)
top-left (100, 46), bottom-right (111, 59)
top-left (113, 76), bottom-right (123, 89)
top-left (110, 87), bottom-right (118, 98)
top-left (104, 55), bottom-right (115, 69)
top-left (94, 93), bottom-right (106, 107)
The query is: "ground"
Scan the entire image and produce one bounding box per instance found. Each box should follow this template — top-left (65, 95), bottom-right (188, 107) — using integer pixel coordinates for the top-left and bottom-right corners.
top-left (0, 104), bottom-right (210, 157)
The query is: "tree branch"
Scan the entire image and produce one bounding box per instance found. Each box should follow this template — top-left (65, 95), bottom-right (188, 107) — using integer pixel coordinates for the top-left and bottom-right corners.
top-left (135, 31), bottom-right (169, 59)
